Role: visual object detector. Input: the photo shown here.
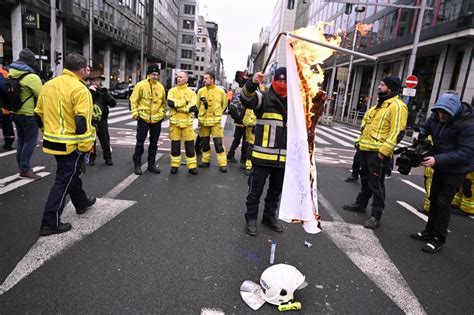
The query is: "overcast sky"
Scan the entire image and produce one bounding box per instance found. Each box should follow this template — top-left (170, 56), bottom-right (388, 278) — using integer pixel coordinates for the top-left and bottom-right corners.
top-left (199, 0), bottom-right (275, 83)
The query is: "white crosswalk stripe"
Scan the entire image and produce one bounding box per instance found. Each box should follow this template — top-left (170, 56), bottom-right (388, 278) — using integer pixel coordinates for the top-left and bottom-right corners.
top-left (0, 166), bottom-right (50, 194)
top-left (104, 109), bottom-right (410, 149)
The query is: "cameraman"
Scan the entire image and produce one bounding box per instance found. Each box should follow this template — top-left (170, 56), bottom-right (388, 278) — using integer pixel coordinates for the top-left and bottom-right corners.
top-left (410, 92), bottom-right (474, 254)
top-left (343, 76), bottom-right (408, 229)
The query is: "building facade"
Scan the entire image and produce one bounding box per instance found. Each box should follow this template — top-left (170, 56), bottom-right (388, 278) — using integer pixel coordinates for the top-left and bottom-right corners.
top-left (176, 0), bottom-right (199, 83)
top-left (297, 0), bottom-right (474, 131)
top-left (268, 0), bottom-right (297, 70)
top-left (195, 15), bottom-right (212, 86)
top-left (0, 0), bottom-right (178, 88)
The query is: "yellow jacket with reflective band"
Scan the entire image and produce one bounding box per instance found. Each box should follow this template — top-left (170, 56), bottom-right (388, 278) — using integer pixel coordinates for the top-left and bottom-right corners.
top-left (196, 85), bottom-right (227, 126)
top-left (130, 78), bottom-right (166, 123)
top-left (243, 108), bottom-right (256, 127)
top-left (167, 84), bottom-right (196, 127)
top-left (358, 95), bottom-right (408, 157)
top-left (34, 69), bottom-right (96, 155)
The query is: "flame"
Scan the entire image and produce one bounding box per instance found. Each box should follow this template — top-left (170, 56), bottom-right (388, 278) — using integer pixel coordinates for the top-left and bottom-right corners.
top-left (356, 23), bottom-right (374, 36)
top-left (289, 22), bottom-right (341, 135)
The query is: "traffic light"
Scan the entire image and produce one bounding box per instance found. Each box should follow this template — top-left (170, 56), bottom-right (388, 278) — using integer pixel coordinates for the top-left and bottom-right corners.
top-left (55, 51), bottom-right (62, 65)
top-left (344, 3), bottom-right (352, 15)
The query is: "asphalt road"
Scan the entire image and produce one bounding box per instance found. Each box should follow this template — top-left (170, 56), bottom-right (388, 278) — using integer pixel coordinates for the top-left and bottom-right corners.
top-left (0, 100), bottom-right (472, 314)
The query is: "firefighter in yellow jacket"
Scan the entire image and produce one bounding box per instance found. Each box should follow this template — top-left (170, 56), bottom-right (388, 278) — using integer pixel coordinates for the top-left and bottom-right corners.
top-left (35, 53), bottom-right (97, 236)
top-left (343, 76), bottom-right (408, 229)
top-left (196, 71), bottom-right (228, 172)
top-left (130, 64), bottom-right (166, 175)
top-left (167, 71), bottom-right (199, 175)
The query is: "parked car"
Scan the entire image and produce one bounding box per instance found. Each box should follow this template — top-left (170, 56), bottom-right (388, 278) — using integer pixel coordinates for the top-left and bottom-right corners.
top-left (110, 82), bottom-right (132, 99)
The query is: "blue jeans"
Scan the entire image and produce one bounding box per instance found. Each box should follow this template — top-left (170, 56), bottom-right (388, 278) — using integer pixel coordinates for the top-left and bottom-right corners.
top-left (12, 115), bottom-right (39, 172)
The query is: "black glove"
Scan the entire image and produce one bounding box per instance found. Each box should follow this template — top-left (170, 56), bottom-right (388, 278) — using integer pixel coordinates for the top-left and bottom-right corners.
top-left (200, 97), bottom-right (208, 110)
top-left (167, 100), bottom-right (176, 109)
top-left (189, 105), bottom-right (199, 118)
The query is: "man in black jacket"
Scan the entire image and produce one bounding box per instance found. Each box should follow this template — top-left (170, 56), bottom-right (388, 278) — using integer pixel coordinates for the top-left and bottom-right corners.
top-left (227, 71), bottom-right (248, 164)
top-left (88, 71), bottom-right (116, 165)
top-left (411, 91), bottom-right (474, 253)
top-left (240, 67), bottom-right (287, 236)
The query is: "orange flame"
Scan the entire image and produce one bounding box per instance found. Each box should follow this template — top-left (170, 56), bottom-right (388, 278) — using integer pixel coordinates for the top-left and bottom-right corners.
top-left (356, 23), bottom-right (374, 36)
top-left (289, 22), bottom-right (341, 130)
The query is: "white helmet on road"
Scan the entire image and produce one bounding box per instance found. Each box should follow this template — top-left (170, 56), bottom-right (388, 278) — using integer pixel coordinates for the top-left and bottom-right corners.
top-left (259, 264), bottom-right (306, 305)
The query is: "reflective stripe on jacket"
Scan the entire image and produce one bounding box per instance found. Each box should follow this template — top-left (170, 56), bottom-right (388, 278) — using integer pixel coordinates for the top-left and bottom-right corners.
top-left (358, 96), bottom-right (408, 157)
top-left (129, 78), bottom-right (166, 123)
top-left (241, 81), bottom-right (287, 168)
top-left (34, 69), bottom-right (95, 155)
top-left (167, 84), bottom-right (196, 127)
top-left (196, 85), bottom-right (226, 126)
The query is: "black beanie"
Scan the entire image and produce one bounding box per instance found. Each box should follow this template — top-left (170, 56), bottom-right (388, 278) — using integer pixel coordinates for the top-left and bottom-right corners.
top-left (273, 67), bottom-right (287, 81)
top-left (382, 76), bottom-right (401, 92)
top-left (146, 64), bottom-right (160, 75)
top-left (19, 48), bottom-right (36, 67)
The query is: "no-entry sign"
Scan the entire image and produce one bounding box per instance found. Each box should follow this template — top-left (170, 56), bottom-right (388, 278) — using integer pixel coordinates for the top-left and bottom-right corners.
top-left (405, 75), bottom-right (418, 89)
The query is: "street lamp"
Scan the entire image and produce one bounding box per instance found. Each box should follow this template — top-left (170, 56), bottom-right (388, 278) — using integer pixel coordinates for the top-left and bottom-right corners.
top-left (139, 0), bottom-right (146, 80)
top-left (340, 6), bottom-right (365, 121)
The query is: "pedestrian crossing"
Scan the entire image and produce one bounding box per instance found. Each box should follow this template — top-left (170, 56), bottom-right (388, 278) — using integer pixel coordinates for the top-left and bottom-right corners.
top-left (105, 106), bottom-right (413, 149)
top-left (0, 166), bottom-right (50, 194)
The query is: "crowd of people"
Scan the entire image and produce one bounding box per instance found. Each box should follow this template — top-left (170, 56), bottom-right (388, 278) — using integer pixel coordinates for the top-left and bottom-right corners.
top-left (1, 49), bottom-right (473, 255)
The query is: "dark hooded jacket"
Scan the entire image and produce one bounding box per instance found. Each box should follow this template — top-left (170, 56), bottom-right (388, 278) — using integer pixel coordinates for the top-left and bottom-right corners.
top-left (420, 99), bottom-right (474, 174)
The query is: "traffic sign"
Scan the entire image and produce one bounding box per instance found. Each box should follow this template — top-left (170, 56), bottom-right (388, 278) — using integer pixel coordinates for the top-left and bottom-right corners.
top-left (405, 75), bottom-right (418, 89)
top-left (403, 88), bottom-right (416, 97)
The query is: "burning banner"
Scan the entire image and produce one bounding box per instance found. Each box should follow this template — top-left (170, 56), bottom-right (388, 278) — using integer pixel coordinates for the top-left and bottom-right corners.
top-left (278, 23), bottom-right (341, 233)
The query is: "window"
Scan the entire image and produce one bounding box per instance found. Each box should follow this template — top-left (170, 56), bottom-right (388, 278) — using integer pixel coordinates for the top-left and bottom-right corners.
top-left (196, 56), bottom-right (199, 61)
top-left (195, 65), bottom-right (199, 70)
top-left (200, 66), bottom-right (204, 71)
top-left (180, 63), bottom-right (192, 70)
top-left (201, 57), bottom-right (204, 62)
top-left (201, 47), bottom-right (205, 52)
top-left (198, 27), bottom-right (202, 33)
top-left (183, 20), bottom-right (194, 30)
top-left (182, 34), bottom-right (193, 45)
top-left (181, 49), bottom-right (193, 59)
top-left (184, 4), bottom-right (195, 15)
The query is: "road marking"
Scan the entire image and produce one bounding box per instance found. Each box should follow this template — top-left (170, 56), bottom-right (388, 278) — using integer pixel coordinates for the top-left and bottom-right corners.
top-left (0, 154), bottom-right (165, 295)
top-left (0, 198), bottom-right (136, 295)
top-left (107, 109), bottom-right (131, 117)
top-left (0, 150), bottom-right (16, 158)
top-left (200, 308), bottom-right (225, 315)
top-left (315, 136), bottom-right (330, 144)
top-left (400, 179), bottom-right (426, 193)
top-left (318, 190), bottom-right (426, 314)
top-left (108, 114), bottom-right (134, 124)
top-left (315, 129), bottom-right (353, 147)
top-left (318, 125), bottom-right (358, 142)
top-left (397, 201), bottom-right (428, 222)
top-left (0, 172), bottom-right (50, 194)
top-left (104, 153), bottom-right (163, 199)
top-left (0, 166), bottom-right (45, 185)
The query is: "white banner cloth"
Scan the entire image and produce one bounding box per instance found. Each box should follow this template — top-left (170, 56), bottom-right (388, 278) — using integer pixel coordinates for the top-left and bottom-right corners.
top-left (278, 38), bottom-right (321, 234)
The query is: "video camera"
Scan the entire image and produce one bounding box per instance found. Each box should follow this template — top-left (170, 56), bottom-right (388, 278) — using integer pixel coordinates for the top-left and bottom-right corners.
top-left (394, 139), bottom-right (433, 175)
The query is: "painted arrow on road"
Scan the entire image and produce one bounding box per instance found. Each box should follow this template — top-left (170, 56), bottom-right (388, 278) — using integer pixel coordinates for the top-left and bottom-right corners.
top-left (0, 197), bottom-right (136, 295)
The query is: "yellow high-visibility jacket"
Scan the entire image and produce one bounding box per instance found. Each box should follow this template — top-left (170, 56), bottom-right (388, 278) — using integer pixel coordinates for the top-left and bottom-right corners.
top-left (130, 78), bottom-right (166, 123)
top-left (358, 95), bottom-right (408, 157)
top-left (243, 109), bottom-right (256, 127)
top-left (196, 85), bottom-right (226, 126)
top-left (35, 69), bottom-right (95, 155)
top-left (167, 84), bottom-right (196, 127)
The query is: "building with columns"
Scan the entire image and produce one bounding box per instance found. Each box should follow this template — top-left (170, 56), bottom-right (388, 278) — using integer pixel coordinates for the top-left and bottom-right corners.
top-left (0, 0), bottom-right (178, 88)
top-left (295, 0), bottom-right (474, 131)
